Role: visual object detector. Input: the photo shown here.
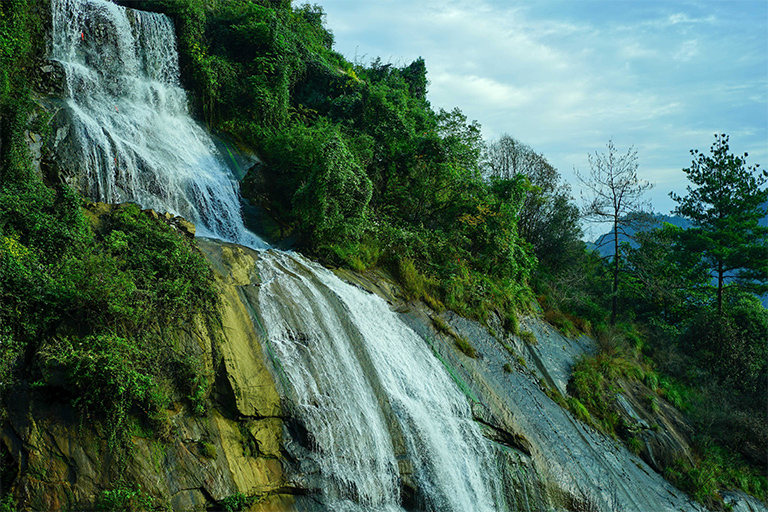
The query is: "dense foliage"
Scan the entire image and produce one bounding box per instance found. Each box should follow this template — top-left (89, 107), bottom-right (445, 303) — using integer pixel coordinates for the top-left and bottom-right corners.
top-left (132, 0), bottom-right (536, 320)
top-left (670, 134), bottom-right (768, 313)
top-left (0, 0), bottom-right (218, 475)
top-left (2, 0), bottom-right (766, 508)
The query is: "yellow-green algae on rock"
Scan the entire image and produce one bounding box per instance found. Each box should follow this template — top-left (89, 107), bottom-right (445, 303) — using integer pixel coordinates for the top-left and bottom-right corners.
top-left (1, 238), bottom-right (293, 511)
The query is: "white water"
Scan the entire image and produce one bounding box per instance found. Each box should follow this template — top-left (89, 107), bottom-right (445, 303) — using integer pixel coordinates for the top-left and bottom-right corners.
top-left (52, 0), bottom-right (265, 247)
top-left (256, 252), bottom-right (506, 511)
top-left (51, 1), bottom-right (508, 509)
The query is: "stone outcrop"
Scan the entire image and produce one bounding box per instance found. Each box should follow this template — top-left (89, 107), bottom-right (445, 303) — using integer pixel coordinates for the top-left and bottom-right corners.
top-left (0, 237), bottom-right (293, 512)
top-left (3, 226), bottom-right (765, 511)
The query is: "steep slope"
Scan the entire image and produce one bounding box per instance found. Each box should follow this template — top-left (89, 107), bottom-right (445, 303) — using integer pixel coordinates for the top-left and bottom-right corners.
top-left (3, 0), bottom-right (766, 510)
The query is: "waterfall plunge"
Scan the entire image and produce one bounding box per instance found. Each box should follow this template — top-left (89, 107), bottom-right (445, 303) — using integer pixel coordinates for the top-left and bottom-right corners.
top-left (52, 0), bottom-right (265, 247)
top-left (51, 1), bottom-right (509, 509)
top-left (256, 252), bottom-right (506, 511)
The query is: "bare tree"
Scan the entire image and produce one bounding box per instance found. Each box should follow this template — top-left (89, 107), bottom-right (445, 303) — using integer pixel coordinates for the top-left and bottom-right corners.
top-left (483, 134), bottom-right (582, 271)
top-left (483, 135), bottom-right (535, 179)
top-left (575, 140), bottom-right (653, 323)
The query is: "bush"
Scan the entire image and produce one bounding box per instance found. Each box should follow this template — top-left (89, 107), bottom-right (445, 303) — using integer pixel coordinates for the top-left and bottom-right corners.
top-left (96, 484), bottom-right (154, 512)
top-left (38, 335), bottom-right (163, 449)
top-left (681, 293), bottom-right (768, 400)
top-left (0, 191), bottom-right (217, 461)
top-left (220, 492), bottom-right (253, 512)
top-left (503, 311), bottom-right (520, 335)
top-left (519, 330), bottom-right (537, 345)
top-left (455, 336), bottom-right (477, 358)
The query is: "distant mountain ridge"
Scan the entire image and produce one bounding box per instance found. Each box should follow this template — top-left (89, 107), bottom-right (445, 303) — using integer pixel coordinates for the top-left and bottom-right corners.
top-left (588, 205), bottom-right (768, 307)
top-left (587, 213), bottom-right (692, 257)
top-left (589, 203), bottom-right (767, 258)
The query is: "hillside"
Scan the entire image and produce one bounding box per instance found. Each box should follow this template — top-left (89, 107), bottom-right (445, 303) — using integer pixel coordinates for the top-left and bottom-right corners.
top-left (1, 0), bottom-right (766, 510)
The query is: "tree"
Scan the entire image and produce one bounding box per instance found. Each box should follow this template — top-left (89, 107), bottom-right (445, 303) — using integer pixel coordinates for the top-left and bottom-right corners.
top-left (622, 225), bottom-right (709, 324)
top-left (483, 134), bottom-right (582, 272)
top-left (575, 139), bottom-right (653, 323)
top-left (670, 133), bottom-right (768, 314)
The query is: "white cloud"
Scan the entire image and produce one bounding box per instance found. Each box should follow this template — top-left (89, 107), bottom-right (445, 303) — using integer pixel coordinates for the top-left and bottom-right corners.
top-left (668, 13), bottom-right (716, 25)
top-left (430, 72), bottom-right (532, 108)
top-left (673, 40), bottom-right (699, 61)
top-left (321, 0), bottom-right (767, 217)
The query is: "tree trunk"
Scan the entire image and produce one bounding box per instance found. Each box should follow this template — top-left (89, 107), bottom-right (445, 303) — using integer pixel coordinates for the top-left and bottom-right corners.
top-left (611, 220), bottom-right (619, 324)
top-left (717, 259), bottom-right (724, 315)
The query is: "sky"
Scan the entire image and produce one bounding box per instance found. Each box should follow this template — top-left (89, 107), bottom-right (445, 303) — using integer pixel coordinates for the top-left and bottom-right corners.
top-left (319, 0), bottom-right (768, 237)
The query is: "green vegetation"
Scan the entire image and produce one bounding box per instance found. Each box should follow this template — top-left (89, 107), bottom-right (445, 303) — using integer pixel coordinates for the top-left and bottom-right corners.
top-left (455, 336), bottom-right (477, 359)
top-left (665, 441), bottom-right (768, 509)
top-left (128, 0), bottom-right (535, 323)
top-left (1, 0), bottom-right (218, 465)
top-left (567, 325), bottom-right (645, 435)
top-left (519, 330), bottom-right (537, 345)
top-left (200, 441), bottom-right (217, 459)
top-left (0, 187), bottom-right (218, 457)
top-left (0, 494), bottom-right (15, 512)
top-left (2, 0), bottom-right (766, 508)
top-left (670, 134), bottom-right (768, 314)
top-left (220, 492), bottom-right (255, 512)
top-left (96, 484), bottom-right (155, 512)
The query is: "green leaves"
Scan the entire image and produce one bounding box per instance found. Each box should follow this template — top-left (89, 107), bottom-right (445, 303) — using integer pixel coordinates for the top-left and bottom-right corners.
top-left (0, 177), bottom-right (217, 460)
top-left (671, 134), bottom-right (768, 313)
top-left (293, 132), bottom-right (373, 242)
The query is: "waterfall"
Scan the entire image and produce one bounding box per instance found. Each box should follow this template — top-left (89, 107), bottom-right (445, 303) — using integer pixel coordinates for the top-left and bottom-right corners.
top-left (51, 0), bottom-right (265, 247)
top-left (255, 251), bottom-right (506, 511)
top-left (51, 1), bottom-right (509, 510)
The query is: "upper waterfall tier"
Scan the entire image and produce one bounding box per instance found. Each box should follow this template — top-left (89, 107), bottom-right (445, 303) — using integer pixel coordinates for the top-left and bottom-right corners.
top-left (51, 0), bottom-right (265, 248)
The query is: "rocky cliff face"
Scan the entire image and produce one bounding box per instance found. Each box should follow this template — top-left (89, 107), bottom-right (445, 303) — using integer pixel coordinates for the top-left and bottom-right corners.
top-left (4, 231), bottom-right (768, 511)
top-left (1, 235), bottom-right (293, 511)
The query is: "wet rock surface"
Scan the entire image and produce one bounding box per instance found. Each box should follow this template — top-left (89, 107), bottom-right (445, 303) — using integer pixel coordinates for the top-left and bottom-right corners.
top-left (1, 238), bottom-right (293, 511)
top-left (331, 266), bottom-right (765, 512)
top-left (4, 237), bottom-right (767, 511)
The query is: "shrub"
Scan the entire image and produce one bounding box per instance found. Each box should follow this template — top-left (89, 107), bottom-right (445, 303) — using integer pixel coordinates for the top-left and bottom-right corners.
top-left (503, 311), bottom-right (520, 335)
top-left (0, 190), bottom-right (218, 462)
top-left (544, 309), bottom-right (577, 336)
top-left (220, 492), bottom-right (253, 512)
top-left (455, 336), bottom-right (477, 358)
top-left (96, 484), bottom-right (154, 512)
top-left (519, 330), bottom-right (537, 345)
top-left (431, 316), bottom-right (451, 336)
top-left (627, 436), bottom-right (643, 455)
top-left (520, 331), bottom-right (539, 345)
top-left (567, 397), bottom-right (592, 425)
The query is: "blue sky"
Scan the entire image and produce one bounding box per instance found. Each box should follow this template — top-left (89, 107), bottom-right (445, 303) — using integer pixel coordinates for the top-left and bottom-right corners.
top-left (319, 0), bottom-right (768, 236)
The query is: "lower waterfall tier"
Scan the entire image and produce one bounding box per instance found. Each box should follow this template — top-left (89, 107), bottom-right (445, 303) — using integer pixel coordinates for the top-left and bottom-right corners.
top-left (4, 237), bottom-right (765, 511)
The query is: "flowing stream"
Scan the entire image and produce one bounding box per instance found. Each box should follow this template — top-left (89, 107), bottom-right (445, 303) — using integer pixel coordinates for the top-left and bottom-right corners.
top-left (52, 0), bottom-right (509, 509)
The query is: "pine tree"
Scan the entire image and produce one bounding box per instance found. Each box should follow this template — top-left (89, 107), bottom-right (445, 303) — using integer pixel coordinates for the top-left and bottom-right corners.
top-left (670, 134), bottom-right (768, 314)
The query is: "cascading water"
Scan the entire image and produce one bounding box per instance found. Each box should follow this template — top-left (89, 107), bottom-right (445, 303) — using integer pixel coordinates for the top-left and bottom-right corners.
top-left (52, 0), bottom-right (265, 247)
top-left (51, 1), bottom-right (511, 510)
top-left (255, 252), bottom-right (508, 511)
